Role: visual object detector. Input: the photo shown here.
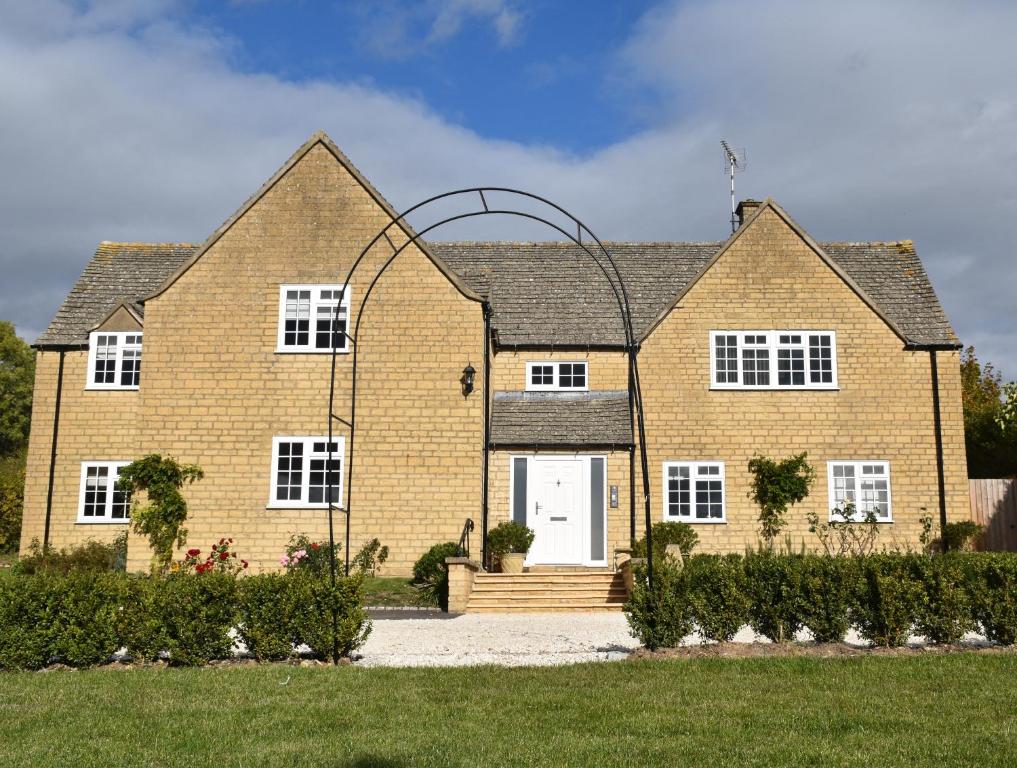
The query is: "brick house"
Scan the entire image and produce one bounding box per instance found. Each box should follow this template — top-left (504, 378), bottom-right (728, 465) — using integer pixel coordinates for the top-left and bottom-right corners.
top-left (20, 131), bottom-right (969, 578)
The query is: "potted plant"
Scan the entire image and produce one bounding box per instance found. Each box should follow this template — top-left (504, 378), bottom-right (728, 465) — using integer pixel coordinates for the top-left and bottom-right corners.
top-left (487, 521), bottom-right (535, 573)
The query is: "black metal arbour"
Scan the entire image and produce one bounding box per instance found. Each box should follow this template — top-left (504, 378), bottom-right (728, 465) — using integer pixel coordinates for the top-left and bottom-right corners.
top-left (324, 188), bottom-right (657, 603)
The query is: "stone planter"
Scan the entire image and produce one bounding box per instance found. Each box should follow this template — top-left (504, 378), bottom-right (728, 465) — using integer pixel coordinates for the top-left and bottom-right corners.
top-left (499, 552), bottom-right (526, 573)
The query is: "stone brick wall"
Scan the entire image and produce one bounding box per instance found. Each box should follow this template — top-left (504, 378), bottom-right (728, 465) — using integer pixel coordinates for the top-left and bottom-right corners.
top-left (634, 207), bottom-right (970, 552)
top-left (491, 350), bottom-right (628, 391)
top-left (20, 350), bottom-right (139, 552)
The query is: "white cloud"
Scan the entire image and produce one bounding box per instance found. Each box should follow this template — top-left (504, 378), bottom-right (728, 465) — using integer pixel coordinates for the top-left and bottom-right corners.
top-left (428, 0), bottom-right (523, 47)
top-left (0, 0), bottom-right (1014, 379)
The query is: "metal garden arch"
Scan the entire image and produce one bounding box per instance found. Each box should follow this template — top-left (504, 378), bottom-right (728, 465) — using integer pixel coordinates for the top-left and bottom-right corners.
top-left (323, 188), bottom-right (657, 603)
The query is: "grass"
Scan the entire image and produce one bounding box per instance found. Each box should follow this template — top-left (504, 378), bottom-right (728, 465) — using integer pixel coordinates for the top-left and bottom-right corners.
top-left (1, 654), bottom-right (1015, 767)
top-left (0, 552), bottom-right (15, 569)
top-left (361, 575), bottom-right (432, 607)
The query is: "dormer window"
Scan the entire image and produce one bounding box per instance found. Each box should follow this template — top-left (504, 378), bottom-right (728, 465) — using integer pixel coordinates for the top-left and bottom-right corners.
top-left (86, 332), bottom-right (142, 390)
top-left (526, 361), bottom-right (588, 391)
top-left (277, 285), bottom-right (350, 353)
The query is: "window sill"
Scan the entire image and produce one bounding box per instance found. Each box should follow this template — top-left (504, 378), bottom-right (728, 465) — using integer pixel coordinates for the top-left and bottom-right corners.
top-left (829, 517), bottom-right (894, 524)
top-left (265, 504), bottom-right (345, 511)
top-left (75, 519), bottom-right (130, 525)
top-left (274, 349), bottom-right (350, 355)
top-left (664, 517), bottom-right (727, 525)
top-left (710, 385), bottom-right (839, 392)
top-left (84, 386), bottom-right (140, 392)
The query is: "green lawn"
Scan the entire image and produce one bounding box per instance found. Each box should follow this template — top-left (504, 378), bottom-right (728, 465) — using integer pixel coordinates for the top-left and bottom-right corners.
top-left (1, 654), bottom-right (1015, 767)
top-left (361, 575), bottom-right (432, 607)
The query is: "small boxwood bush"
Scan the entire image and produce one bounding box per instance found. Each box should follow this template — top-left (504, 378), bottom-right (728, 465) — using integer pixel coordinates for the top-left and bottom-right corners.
top-left (744, 552), bottom-right (805, 643)
top-left (799, 555), bottom-right (857, 643)
top-left (237, 573), bottom-right (300, 661)
top-left (487, 521), bottom-right (535, 556)
top-left (913, 554), bottom-right (974, 645)
top-left (630, 521), bottom-right (699, 560)
top-left (412, 541), bottom-right (460, 611)
top-left (968, 554), bottom-right (1017, 645)
top-left (687, 555), bottom-right (750, 642)
top-left (852, 554), bottom-right (924, 647)
top-left (291, 572), bottom-right (371, 660)
top-left (625, 559), bottom-right (693, 649)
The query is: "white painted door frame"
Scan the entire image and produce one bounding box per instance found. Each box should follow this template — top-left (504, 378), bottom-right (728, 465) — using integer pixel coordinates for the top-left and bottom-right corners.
top-left (508, 453), bottom-right (608, 567)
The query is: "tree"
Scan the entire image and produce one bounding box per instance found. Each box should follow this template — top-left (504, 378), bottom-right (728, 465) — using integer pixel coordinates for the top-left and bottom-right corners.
top-left (960, 347), bottom-right (1017, 478)
top-left (0, 321), bottom-right (34, 457)
top-left (748, 452), bottom-right (816, 546)
top-left (119, 454), bottom-right (204, 572)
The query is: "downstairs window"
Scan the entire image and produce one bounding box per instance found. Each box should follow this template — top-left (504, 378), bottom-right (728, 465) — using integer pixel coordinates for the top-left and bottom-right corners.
top-left (269, 436), bottom-right (344, 508)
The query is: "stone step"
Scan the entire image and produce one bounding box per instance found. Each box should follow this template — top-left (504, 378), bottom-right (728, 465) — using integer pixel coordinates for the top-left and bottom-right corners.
top-left (468, 591), bottom-right (626, 603)
top-left (467, 603), bottom-right (625, 613)
top-left (471, 583), bottom-right (629, 595)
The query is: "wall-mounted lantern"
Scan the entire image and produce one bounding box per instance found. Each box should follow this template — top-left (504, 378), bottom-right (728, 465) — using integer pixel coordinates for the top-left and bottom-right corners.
top-left (461, 363), bottom-right (476, 396)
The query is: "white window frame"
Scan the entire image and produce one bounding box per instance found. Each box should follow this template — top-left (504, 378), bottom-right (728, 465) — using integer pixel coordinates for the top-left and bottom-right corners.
top-left (525, 361), bottom-right (589, 392)
top-left (85, 331), bottom-right (143, 390)
top-left (709, 330), bottom-right (838, 390)
top-left (268, 436), bottom-right (346, 509)
top-left (661, 461), bottom-right (727, 524)
top-left (827, 460), bottom-right (893, 522)
top-left (276, 285), bottom-right (351, 354)
top-left (77, 461), bottom-right (132, 523)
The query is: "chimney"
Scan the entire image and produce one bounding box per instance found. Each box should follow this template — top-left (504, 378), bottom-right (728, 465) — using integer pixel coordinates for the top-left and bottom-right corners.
top-left (736, 199), bottom-right (762, 227)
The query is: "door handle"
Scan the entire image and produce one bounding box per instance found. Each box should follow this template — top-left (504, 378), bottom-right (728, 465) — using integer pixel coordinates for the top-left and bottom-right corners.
top-left (534, 502), bottom-right (541, 516)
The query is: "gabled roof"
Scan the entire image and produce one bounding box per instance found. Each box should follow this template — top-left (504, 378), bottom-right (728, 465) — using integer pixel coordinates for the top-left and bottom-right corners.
top-left (35, 242), bottom-right (196, 347)
top-left (88, 300), bottom-right (144, 332)
top-left (146, 131), bottom-right (482, 304)
top-left (489, 391), bottom-right (632, 447)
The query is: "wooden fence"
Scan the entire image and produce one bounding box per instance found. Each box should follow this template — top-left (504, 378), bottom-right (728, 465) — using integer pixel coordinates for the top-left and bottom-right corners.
top-left (970, 478), bottom-right (1017, 551)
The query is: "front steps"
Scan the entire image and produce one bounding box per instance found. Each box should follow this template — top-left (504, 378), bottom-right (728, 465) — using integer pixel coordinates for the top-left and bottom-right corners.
top-left (465, 570), bottom-right (628, 613)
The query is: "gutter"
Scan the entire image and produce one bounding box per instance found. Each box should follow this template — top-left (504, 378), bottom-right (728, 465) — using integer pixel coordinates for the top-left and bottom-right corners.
top-left (43, 350), bottom-right (66, 550)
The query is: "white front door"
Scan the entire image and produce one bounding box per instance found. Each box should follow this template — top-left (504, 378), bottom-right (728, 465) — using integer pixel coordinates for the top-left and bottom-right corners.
top-left (527, 457), bottom-right (585, 565)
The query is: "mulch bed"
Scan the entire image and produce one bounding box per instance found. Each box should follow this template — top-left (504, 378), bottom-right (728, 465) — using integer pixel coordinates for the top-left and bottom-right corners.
top-left (631, 641), bottom-right (1013, 660)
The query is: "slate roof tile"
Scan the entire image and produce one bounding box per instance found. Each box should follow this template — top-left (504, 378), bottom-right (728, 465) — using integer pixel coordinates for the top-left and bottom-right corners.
top-left (489, 391), bottom-right (632, 447)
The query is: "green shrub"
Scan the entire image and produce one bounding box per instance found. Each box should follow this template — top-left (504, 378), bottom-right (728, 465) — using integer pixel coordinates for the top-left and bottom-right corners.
top-left (281, 534), bottom-right (341, 579)
top-left (352, 538), bottom-right (389, 576)
top-left (0, 572), bottom-right (59, 669)
top-left (968, 554), bottom-right (1017, 645)
top-left (799, 555), bottom-right (856, 643)
top-left (852, 554), bottom-right (923, 647)
top-left (747, 452), bottom-right (815, 546)
top-left (624, 559), bottom-right (693, 649)
top-left (744, 552), bottom-right (805, 642)
top-left (411, 541), bottom-right (460, 611)
top-left (687, 555), bottom-right (750, 642)
top-left (941, 521), bottom-right (984, 552)
top-left (0, 457), bottom-right (25, 553)
top-left (630, 521), bottom-right (699, 560)
top-left (0, 572), bottom-right (129, 670)
top-left (14, 533), bottom-right (127, 575)
top-left (487, 521), bottom-right (535, 556)
top-left (912, 555), bottom-right (974, 644)
top-left (290, 573), bottom-right (371, 661)
top-left (123, 574), bottom-right (237, 666)
top-left (236, 574), bottom-right (299, 661)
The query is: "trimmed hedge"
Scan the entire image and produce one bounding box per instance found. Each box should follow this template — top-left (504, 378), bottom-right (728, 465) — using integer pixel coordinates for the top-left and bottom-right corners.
top-left (0, 571), bottom-right (369, 670)
top-left (625, 551), bottom-right (1017, 650)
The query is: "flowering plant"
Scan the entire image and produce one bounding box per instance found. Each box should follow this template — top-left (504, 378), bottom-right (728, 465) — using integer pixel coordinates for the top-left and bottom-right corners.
top-left (177, 537), bottom-right (249, 576)
top-left (280, 534), bottom-right (339, 577)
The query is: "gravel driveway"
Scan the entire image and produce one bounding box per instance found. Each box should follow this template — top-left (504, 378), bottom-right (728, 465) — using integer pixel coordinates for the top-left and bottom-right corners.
top-left (357, 611), bottom-right (639, 667)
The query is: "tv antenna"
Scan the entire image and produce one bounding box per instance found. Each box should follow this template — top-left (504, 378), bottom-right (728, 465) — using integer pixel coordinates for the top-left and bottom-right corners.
top-left (721, 140), bottom-right (746, 234)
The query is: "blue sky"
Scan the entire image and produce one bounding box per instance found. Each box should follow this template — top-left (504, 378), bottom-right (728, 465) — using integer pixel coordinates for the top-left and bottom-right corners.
top-left (1, 0), bottom-right (1016, 378)
top-left (193, 0), bottom-right (659, 150)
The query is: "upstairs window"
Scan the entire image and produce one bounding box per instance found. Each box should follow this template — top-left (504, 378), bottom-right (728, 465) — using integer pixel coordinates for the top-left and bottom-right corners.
top-left (526, 361), bottom-right (588, 391)
top-left (277, 285), bottom-right (349, 353)
top-left (77, 461), bottom-right (131, 523)
top-left (828, 461), bottom-right (892, 521)
top-left (86, 332), bottom-right (142, 390)
top-left (710, 331), bottom-right (837, 390)
top-left (663, 462), bottom-right (726, 523)
top-left (269, 436), bottom-right (344, 509)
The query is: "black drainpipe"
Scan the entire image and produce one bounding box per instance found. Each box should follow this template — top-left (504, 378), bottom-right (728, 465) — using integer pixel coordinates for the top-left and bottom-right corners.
top-left (627, 353), bottom-right (636, 543)
top-left (481, 303), bottom-right (492, 570)
top-left (43, 349), bottom-right (66, 551)
top-left (929, 350), bottom-right (949, 550)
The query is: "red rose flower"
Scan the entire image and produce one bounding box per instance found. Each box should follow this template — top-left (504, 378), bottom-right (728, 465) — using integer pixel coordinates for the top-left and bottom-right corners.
top-left (186, 548), bottom-right (200, 557)
top-left (219, 552), bottom-right (228, 561)
top-left (311, 543), bottom-right (320, 550)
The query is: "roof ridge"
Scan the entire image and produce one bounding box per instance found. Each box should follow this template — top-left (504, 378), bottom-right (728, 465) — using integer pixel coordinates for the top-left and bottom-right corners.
top-left (98, 241), bottom-right (200, 247)
top-left (430, 240), bottom-right (724, 246)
